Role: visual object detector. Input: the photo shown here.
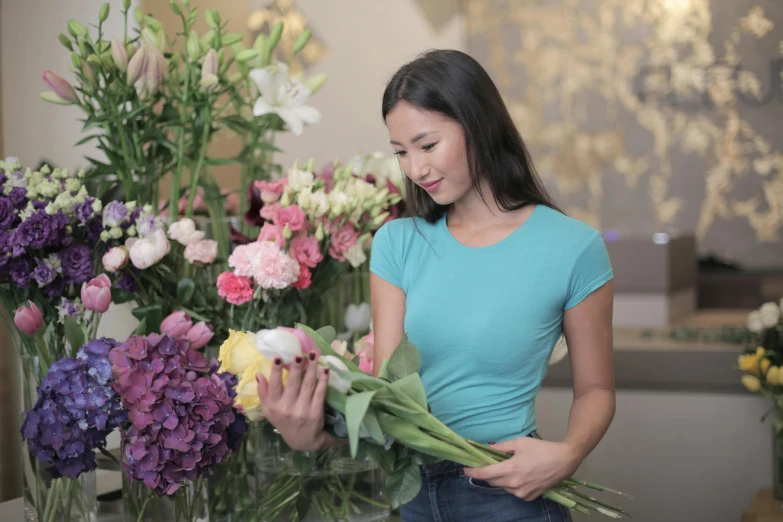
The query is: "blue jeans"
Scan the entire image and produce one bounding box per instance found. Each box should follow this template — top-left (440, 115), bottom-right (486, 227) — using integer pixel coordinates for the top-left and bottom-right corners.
top-left (400, 433), bottom-right (573, 522)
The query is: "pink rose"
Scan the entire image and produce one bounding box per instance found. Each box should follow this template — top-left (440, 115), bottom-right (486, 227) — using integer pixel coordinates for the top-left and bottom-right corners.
top-left (254, 179), bottom-right (287, 204)
top-left (328, 223), bottom-right (359, 262)
top-left (260, 202), bottom-right (282, 223)
top-left (81, 274), bottom-right (112, 313)
top-left (14, 301), bottom-right (43, 335)
top-left (275, 204), bottom-right (307, 232)
top-left (289, 235), bottom-right (323, 268)
top-left (184, 239), bottom-right (218, 265)
top-left (292, 264), bottom-right (312, 290)
top-left (251, 242), bottom-right (300, 289)
top-left (217, 272), bottom-right (254, 305)
top-left (257, 222), bottom-right (285, 247)
top-left (161, 310), bottom-right (192, 338)
top-left (186, 321), bottom-right (214, 349)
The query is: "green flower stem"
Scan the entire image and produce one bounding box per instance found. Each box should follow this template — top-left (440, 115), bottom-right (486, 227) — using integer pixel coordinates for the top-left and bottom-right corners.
top-left (169, 56), bottom-right (192, 224)
top-left (559, 486), bottom-right (629, 517)
top-left (185, 108), bottom-right (212, 220)
top-left (33, 331), bottom-right (52, 372)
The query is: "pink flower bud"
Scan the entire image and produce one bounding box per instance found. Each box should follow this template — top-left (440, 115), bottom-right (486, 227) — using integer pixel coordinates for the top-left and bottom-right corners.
top-left (126, 46), bottom-right (148, 85)
top-left (111, 37), bottom-right (128, 72)
top-left (145, 45), bottom-right (164, 95)
top-left (41, 70), bottom-right (78, 103)
top-left (81, 274), bottom-right (112, 313)
top-left (14, 301), bottom-right (44, 335)
top-left (160, 310), bottom-right (192, 338)
top-left (185, 321), bottom-right (214, 349)
top-left (200, 49), bottom-right (218, 91)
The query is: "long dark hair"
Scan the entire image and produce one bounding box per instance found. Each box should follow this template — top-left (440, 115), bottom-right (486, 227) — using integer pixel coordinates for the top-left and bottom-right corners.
top-left (382, 49), bottom-right (561, 223)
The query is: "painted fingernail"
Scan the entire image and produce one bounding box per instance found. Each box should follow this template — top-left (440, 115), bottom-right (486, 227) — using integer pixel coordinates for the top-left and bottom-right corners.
top-left (255, 374), bottom-right (261, 383)
top-left (323, 368), bottom-right (330, 375)
top-left (274, 358), bottom-right (282, 366)
top-left (295, 356), bottom-right (303, 364)
top-left (309, 352), bottom-right (316, 361)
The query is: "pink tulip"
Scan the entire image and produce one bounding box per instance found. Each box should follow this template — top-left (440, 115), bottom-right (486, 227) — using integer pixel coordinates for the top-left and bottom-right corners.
top-left (282, 327), bottom-right (319, 356)
top-left (14, 301), bottom-right (44, 335)
top-left (81, 274), bottom-right (112, 313)
top-left (160, 310), bottom-right (192, 338)
top-left (185, 321), bottom-right (214, 349)
top-left (358, 353), bottom-right (373, 374)
top-left (42, 70), bottom-right (78, 103)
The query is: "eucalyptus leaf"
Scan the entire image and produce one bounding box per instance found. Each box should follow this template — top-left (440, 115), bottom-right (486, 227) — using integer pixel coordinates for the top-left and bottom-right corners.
top-left (386, 335), bottom-right (420, 381)
top-left (386, 461), bottom-right (422, 509)
top-left (345, 391), bottom-right (376, 458)
top-left (315, 325), bottom-right (336, 344)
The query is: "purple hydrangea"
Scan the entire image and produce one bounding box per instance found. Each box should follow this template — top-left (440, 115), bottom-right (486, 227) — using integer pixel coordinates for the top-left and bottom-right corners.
top-left (20, 338), bottom-right (127, 480)
top-left (61, 245), bottom-right (94, 285)
top-left (0, 197), bottom-right (15, 229)
top-left (211, 360), bottom-right (248, 453)
top-left (110, 335), bottom-right (236, 496)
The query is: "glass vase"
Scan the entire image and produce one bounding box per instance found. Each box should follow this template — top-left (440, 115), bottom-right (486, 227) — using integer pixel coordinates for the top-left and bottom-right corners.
top-left (774, 425), bottom-right (783, 501)
top-left (206, 422), bottom-right (259, 522)
top-left (20, 355), bottom-right (98, 522)
top-left (122, 471), bottom-right (210, 522)
top-left (255, 421), bottom-right (390, 522)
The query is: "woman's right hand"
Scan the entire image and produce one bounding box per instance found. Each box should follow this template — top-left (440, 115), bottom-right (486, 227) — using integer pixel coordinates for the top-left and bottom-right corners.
top-left (255, 351), bottom-right (333, 452)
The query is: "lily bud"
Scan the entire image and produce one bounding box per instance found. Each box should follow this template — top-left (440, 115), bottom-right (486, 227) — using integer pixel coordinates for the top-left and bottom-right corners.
top-left (81, 63), bottom-right (96, 86)
top-left (58, 33), bottom-right (73, 51)
top-left (142, 27), bottom-right (162, 51)
top-left (200, 48), bottom-right (218, 90)
top-left (228, 72), bottom-right (243, 85)
top-left (315, 222), bottom-right (325, 241)
top-left (111, 37), bottom-right (128, 72)
top-left (98, 3), bottom-right (110, 23)
top-left (126, 46), bottom-right (148, 85)
top-left (133, 7), bottom-right (143, 25)
top-left (186, 31), bottom-right (201, 61)
top-left (41, 70), bottom-right (78, 103)
top-left (292, 29), bottom-right (311, 56)
top-left (235, 49), bottom-right (259, 63)
top-left (205, 9), bottom-right (219, 28)
top-left (123, 0), bottom-right (131, 9)
top-left (67, 19), bottom-right (88, 38)
top-left (169, 0), bottom-right (183, 16)
top-left (223, 33), bottom-right (244, 46)
top-left (254, 34), bottom-right (268, 66)
top-left (372, 212), bottom-right (389, 226)
top-left (304, 73), bottom-right (328, 95)
top-left (145, 49), bottom-right (162, 95)
top-left (267, 21), bottom-right (283, 53)
top-left (199, 30), bottom-right (215, 50)
top-left (86, 54), bottom-right (103, 69)
top-left (70, 52), bottom-right (82, 69)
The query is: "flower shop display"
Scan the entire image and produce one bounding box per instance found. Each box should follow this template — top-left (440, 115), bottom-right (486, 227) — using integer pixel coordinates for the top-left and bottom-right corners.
top-left (219, 325), bottom-right (633, 519)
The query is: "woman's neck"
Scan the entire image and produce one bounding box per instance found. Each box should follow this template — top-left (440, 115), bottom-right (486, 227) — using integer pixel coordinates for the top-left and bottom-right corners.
top-left (447, 182), bottom-right (521, 228)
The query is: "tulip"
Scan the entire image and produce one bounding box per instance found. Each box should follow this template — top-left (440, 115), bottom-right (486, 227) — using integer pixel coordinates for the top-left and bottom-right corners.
top-left (186, 321), bottom-right (214, 349)
top-left (256, 328), bottom-right (303, 365)
top-left (160, 310), bottom-right (193, 338)
top-left (111, 37), bottom-right (128, 72)
top-left (14, 301), bottom-right (44, 335)
top-left (81, 274), bottom-right (112, 313)
top-left (319, 355), bottom-right (351, 392)
top-left (41, 70), bottom-right (78, 104)
top-left (200, 48), bottom-right (218, 90)
top-left (126, 46), bottom-right (148, 85)
top-left (357, 353), bottom-right (373, 374)
top-left (102, 245), bottom-right (130, 272)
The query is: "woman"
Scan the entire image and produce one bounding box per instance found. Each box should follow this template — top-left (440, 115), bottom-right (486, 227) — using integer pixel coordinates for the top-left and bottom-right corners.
top-left (257, 50), bottom-right (615, 522)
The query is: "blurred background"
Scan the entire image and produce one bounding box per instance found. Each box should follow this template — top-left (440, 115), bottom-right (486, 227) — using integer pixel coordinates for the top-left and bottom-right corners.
top-left (2, 1), bottom-right (783, 521)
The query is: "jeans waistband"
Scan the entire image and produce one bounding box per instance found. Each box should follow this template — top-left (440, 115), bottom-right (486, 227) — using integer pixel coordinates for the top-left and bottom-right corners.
top-left (419, 430), bottom-right (539, 477)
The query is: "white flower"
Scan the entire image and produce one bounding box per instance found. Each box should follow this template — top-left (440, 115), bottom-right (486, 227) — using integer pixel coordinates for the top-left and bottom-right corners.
top-left (760, 302), bottom-right (780, 328)
top-left (126, 229), bottom-right (170, 269)
top-left (102, 246), bottom-right (130, 273)
top-left (344, 302), bottom-right (371, 333)
top-left (287, 168), bottom-right (315, 192)
top-left (309, 191), bottom-right (330, 218)
top-left (256, 328), bottom-right (302, 365)
top-left (319, 355), bottom-right (351, 393)
top-left (343, 242), bottom-right (367, 268)
top-left (747, 310), bottom-right (764, 333)
top-left (249, 62), bottom-right (321, 136)
top-left (330, 339), bottom-right (348, 357)
top-left (168, 218), bottom-right (205, 246)
top-left (549, 335), bottom-right (568, 366)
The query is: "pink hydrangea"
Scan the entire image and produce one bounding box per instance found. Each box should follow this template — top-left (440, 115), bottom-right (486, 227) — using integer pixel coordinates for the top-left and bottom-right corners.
top-left (217, 272), bottom-right (254, 305)
top-left (275, 205), bottom-right (307, 232)
top-left (289, 235), bottom-right (323, 268)
top-left (257, 222), bottom-right (285, 247)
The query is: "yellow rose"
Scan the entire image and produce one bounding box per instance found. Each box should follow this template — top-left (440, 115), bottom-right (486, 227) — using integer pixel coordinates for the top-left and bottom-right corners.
top-left (742, 374), bottom-right (761, 392)
top-left (738, 353), bottom-right (759, 374)
top-left (768, 366), bottom-right (780, 386)
top-left (756, 346), bottom-right (766, 357)
top-left (218, 330), bottom-right (260, 375)
top-left (760, 358), bottom-right (772, 375)
top-left (234, 355), bottom-right (288, 421)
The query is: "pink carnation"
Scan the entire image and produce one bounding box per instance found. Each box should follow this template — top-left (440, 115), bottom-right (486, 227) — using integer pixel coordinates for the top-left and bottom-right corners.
top-left (184, 239), bottom-right (218, 265)
top-left (260, 202), bottom-right (281, 223)
top-left (251, 242), bottom-right (300, 289)
top-left (275, 204), bottom-right (307, 232)
top-left (216, 272), bottom-right (254, 305)
top-left (254, 179), bottom-right (287, 204)
top-left (328, 223), bottom-right (359, 262)
top-left (228, 242), bottom-right (268, 278)
top-left (257, 222), bottom-right (285, 247)
top-left (289, 235), bottom-right (323, 268)
top-left (292, 264), bottom-right (312, 290)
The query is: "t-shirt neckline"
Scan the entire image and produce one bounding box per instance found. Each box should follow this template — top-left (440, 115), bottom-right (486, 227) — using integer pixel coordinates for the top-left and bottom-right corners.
top-left (441, 204), bottom-right (541, 251)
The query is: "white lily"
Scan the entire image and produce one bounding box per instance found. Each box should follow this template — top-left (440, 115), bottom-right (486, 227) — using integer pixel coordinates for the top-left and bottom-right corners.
top-left (249, 62), bottom-right (321, 136)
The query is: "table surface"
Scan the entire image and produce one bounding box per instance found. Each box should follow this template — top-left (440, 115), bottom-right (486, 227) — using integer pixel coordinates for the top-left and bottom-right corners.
top-left (743, 489), bottom-right (783, 522)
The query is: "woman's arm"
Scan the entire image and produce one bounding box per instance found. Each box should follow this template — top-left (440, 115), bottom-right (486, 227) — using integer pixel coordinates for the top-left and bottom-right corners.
top-left (369, 273), bottom-right (406, 376)
top-left (561, 279), bottom-right (616, 466)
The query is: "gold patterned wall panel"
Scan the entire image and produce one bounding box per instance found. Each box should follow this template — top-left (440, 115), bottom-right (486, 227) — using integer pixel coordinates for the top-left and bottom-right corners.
top-left (468, 0), bottom-right (783, 268)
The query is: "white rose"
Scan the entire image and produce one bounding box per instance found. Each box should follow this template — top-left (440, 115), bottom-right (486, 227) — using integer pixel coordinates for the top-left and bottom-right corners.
top-left (747, 310), bottom-right (764, 333)
top-left (344, 302), bottom-right (371, 333)
top-left (168, 218), bottom-right (205, 246)
top-left (102, 245), bottom-right (130, 273)
top-left (127, 229), bottom-right (170, 269)
top-left (287, 168), bottom-right (314, 192)
top-left (760, 302), bottom-right (780, 328)
top-left (343, 242), bottom-right (367, 268)
top-left (256, 328), bottom-right (302, 365)
top-left (319, 355), bottom-right (351, 393)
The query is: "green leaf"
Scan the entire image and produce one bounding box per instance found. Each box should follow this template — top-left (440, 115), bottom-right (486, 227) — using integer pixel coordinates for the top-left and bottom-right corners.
top-left (378, 358), bottom-right (392, 381)
top-left (361, 407), bottom-right (387, 445)
top-left (177, 278), bottom-right (196, 305)
top-left (315, 325), bottom-right (336, 344)
top-left (63, 315), bottom-right (85, 352)
top-left (292, 451), bottom-right (315, 475)
top-left (389, 373), bottom-right (428, 409)
top-left (361, 441), bottom-right (397, 473)
top-left (386, 461), bottom-right (422, 509)
top-left (345, 391), bottom-right (376, 458)
top-left (131, 318), bottom-right (148, 336)
top-left (131, 305), bottom-right (163, 333)
top-left (774, 414), bottom-right (783, 437)
top-left (386, 335), bottom-right (420, 381)
top-left (204, 157), bottom-right (241, 166)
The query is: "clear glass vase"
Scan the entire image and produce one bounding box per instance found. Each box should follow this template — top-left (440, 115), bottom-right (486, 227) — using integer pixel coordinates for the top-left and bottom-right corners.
top-left (774, 425), bottom-right (783, 500)
top-left (255, 421), bottom-right (390, 522)
top-left (206, 422), bottom-right (259, 522)
top-left (122, 471), bottom-right (210, 522)
top-left (21, 355), bottom-right (98, 522)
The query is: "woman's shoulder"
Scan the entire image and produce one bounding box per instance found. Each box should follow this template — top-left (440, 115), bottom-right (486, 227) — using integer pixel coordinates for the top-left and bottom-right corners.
top-left (532, 205), bottom-right (603, 249)
top-left (375, 215), bottom-right (439, 241)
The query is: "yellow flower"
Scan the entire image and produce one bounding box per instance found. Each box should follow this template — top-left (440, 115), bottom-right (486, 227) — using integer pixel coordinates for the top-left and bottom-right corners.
top-left (760, 358), bottom-right (771, 375)
top-left (757, 346), bottom-right (766, 357)
top-left (738, 353), bottom-right (760, 374)
top-left (218, 330), bottom-right (260, 375)
top-left (742, 374), bottom-right (761, 392)
top-left (768, 366), bottom-right (780, 386)
top-left (234, 356), bottom-right (287, 421)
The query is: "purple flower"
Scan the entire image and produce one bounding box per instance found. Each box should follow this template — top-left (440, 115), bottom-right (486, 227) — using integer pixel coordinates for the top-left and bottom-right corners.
top-left (58, 298), bottom-right (83, 323)
top-left (61, 245), bottom-right (94, 285)
top-left (73, 198), bottom-right (96, 224)
top-left (8, 187), bottom-right (27, 209)
top-left (211, 360), bottom-right (247, 453)
top-left (111, 335), bottom-right (236, 496)
top-left (33, 257), bottom-right (57, 287)
top-left (103, 201), bottom-right (128, 228)
top-left (42, 277), bottom-right (66, 298)
top-left (9, 256), bottom-right (32, 287)
top-left (85, 218), bottom-right (104, 245)
top-left (0, 197), bottom-right (15, 229)
top-left (16, 210), bottom-right (55, 249)
top-left (115, 268), bottom-right (139, 292)
top-left (20, 339), bottom-right (127, 480)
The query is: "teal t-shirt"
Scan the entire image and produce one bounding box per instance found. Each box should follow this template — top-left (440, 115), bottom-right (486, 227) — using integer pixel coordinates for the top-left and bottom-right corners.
top-left (369, 205), bottom-right (613, 444)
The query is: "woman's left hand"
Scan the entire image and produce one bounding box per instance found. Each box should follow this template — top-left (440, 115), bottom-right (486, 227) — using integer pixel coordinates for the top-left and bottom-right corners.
top-left (463, 437), bottom-right (580, 501)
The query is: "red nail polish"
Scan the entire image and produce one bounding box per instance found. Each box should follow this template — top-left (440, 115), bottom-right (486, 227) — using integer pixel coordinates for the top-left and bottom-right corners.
top-left (324, 368), bottom-right (330, 375)
top-left (274, 358), bottom-right (282, 366)
top-left (309, 352), bottom-right (316, 361)
top-left (295, 356), bottom-right (303, 364)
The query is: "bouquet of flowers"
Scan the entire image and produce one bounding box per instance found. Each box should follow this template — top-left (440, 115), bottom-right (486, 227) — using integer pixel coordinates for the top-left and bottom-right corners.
top-left (219, 325), bottom-right (633, 519)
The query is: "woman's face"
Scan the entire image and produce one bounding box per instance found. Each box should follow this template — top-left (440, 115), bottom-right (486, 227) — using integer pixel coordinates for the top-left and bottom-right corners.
top-left (385, 101), bottom-right (472, 206)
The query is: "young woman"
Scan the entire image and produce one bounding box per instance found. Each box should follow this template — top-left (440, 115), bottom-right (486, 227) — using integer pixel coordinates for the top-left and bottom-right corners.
top-left (257, 50), bottom-right (615, 522)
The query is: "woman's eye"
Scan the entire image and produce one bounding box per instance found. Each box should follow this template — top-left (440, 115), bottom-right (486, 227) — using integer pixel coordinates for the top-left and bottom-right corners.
top-left (393, 150), bottom-right (407, 157)
top-left (422, 142), bottom-right (438, 151)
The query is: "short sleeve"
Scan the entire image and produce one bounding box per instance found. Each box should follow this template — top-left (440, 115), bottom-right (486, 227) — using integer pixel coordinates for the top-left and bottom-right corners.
top-left (564, 232), bottom-right (613, 310)
top-left (370, 222), bottom-right (403, 289)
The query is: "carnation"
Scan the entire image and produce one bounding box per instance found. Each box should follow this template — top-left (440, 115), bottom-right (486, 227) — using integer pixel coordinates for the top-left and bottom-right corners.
top-left (216, 272), bottom-right (254, 305)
